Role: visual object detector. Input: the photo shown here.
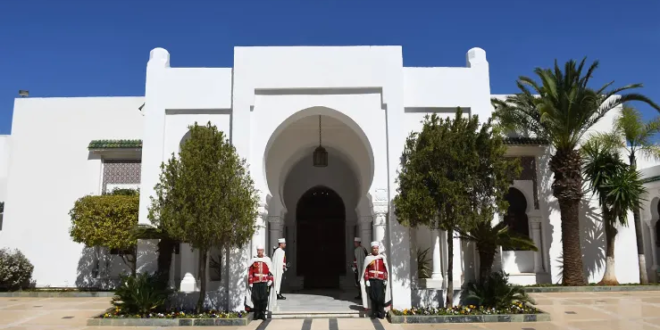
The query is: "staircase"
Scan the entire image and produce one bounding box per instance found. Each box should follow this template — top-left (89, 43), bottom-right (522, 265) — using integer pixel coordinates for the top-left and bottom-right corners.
top-left (270, 290), bottom-right (366, 319)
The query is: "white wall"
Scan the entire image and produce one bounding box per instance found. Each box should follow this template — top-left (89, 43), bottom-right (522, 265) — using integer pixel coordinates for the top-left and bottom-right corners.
top-left (0, 96), bottom-right (144, 287)
top-left (0, 135), bottom-right (10, 206)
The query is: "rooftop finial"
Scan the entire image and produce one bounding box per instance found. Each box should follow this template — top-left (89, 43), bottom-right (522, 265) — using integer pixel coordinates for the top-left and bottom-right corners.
top-left (466, 47), bottom-right (487, 68)
top-left (149, 48), bottom-right (170, 67)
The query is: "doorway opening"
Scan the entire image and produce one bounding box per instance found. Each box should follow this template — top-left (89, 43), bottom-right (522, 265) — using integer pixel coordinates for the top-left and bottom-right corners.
top-left (296, 186), bottom-right (346, 289)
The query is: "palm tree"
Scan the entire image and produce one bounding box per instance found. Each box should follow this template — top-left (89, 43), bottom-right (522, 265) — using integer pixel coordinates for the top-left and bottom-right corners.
top-left (612, 105), bottom-right (660, 284)
top-left (458, 220), bottom-right (537, 282)
top-left (582, 138), bottom-right (646, 285)
top-left (492, 58), bottom-right (660, 285)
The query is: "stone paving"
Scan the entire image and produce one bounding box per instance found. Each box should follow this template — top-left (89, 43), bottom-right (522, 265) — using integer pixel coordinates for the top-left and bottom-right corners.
top-left (3, 291), bottom-right (660, 329)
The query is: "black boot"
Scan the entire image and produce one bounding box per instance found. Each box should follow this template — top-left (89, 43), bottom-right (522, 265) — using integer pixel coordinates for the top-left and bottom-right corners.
top-left (277, 294), bottom-right (286, 300)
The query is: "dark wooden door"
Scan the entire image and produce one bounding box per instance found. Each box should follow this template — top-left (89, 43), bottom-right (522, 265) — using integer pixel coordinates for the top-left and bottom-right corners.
top-left (296, 187), bottom-right (345, 289)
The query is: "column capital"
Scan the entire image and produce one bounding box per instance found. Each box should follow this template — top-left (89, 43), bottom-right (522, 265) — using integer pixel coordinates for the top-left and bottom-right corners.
top-left (358, 215), bottom-right (373, 225)
top-left (370, 188), bottom-right (389, 217)
top-left (268, 216), bottom-right (284, 225)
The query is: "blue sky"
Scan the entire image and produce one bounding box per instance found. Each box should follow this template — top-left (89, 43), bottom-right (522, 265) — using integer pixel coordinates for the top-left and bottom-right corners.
top-left (0, 0), bottom-right (659, 134)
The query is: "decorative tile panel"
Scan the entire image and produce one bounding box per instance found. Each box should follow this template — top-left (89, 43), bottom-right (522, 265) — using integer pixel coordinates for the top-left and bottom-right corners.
top-left (102, 160), bottom-right (141, 193)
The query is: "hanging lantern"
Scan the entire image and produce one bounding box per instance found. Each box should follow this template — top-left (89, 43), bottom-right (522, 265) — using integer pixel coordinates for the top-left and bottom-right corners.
top-left (313, 115), bottom-right (328, 167)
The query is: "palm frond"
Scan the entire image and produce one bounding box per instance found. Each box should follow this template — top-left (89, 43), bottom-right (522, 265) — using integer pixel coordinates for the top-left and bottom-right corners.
top-left (493, 59), bottom-right (659, 153)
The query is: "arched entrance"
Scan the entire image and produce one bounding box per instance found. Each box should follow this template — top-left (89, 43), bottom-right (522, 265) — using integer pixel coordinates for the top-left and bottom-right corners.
top-left (261, 106), bottom-right (377, 297)
top-left (296, 186), bottom-right (346, 289)
top-left (503, 187), bottom-right (530, 247)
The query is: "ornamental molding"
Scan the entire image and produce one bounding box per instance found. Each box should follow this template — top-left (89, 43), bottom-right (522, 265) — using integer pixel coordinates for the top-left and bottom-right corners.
top-left (371, 188), bottom-right (389, 216)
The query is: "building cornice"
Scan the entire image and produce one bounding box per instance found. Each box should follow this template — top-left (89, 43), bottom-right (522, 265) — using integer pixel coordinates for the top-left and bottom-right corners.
top-left (88, 139), bottom-right (143, 150)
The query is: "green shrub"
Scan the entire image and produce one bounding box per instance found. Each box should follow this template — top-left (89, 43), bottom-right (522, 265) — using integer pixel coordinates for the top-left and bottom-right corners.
top-left (461, 271), bottom-right (534, 310)
top-left (0, 248), bottom-right (34, 291)
top-left (112, 273), bottom-right (172, 315)
top-left (416, 248), bottom-right (431, 279)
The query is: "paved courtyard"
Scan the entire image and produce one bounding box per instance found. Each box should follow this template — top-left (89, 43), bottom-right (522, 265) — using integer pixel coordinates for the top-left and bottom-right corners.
top-left (3, 291), bottom-right (660, 329)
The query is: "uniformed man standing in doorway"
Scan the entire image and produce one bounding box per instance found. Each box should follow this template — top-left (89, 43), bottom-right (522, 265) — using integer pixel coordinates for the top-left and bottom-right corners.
top-left (359, 241), bottom-right (392, 319)
top-left (271, 238), bottom-right (287, 301)
top-left (351, 237), bottom-right (368, 300)
top-left (246, 245), bottom-right (273, 320)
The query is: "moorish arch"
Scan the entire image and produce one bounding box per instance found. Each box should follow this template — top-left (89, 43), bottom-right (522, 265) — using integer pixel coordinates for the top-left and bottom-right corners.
top-left (263, 106), bottom-right (375, 206)
top-left (260, 106), bottom-right (377, 291)
top-left (503, 187), bottom-right (530, 243)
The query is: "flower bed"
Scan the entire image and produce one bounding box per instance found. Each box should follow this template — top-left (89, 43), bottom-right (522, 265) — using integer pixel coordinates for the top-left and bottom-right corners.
top-left (524, 285), bottom-right (660, 293)
top-left (388, 304), bottom-right (550, 324)
top-left (88, 308), bottom-right (252, 327)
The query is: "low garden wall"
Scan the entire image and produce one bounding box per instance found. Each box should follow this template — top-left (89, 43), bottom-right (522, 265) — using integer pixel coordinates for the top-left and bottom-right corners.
top-left (524, 285), bottom-right (660, 293)
top-left (388, 311), bottom-right (550, 324)
top-left (87, 313), bottom-right (253, 327)
top-left (0, 291), bottom-right (115, 298)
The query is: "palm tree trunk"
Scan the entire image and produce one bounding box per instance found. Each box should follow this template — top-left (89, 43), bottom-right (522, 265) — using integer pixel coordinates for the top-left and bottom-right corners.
top-left (196, 248), bottom-right (208, 314)
top-left (630, 153), bottom-right (649, 284)
top-left (445, 228), bottom-right (454, 307)
top-left (550, 149), bottom-right (586, 286)
top-left (477, 248), bottom-right (495, 283)
top-left (599, 208), bottom-right (619, 285)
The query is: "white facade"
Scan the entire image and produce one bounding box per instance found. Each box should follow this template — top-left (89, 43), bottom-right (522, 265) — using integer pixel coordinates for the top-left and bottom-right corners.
top-left (0, 45), bottom-right (658, 310)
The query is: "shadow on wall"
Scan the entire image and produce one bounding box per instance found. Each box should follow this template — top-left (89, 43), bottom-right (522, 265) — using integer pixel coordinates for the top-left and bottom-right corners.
top-left (75, 241), bottom-right (159, 290)
top-left (551, 201), bottom-right (605, 283)
top-left (76, 247), bottom-right (118, 290)
top-left (228, 246), bottom-right (249, 310)
top-left (538, 152), bottom-right (557, 281)
top-left (386, 200), bottom-right (410, 298)
top-left (580, 200), bottom-right (606, 281)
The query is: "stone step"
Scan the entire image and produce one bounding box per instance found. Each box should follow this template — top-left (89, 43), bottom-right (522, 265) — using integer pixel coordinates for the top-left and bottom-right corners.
top-left (270, 310), bottom-right (363, 319)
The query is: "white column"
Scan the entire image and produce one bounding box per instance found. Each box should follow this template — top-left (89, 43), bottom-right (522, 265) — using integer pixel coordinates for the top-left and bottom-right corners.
top-left (252, 210), bottom-right (267, 256)
top-left (373, 212), bottom-right (386, 250)
top-left (269, 216), bottom-right (284, 251)
top-left (648, 220), bottom-right (659, 272)
top-left (431, 229), bottom-right (443, 280)
top-left (359, 216), bottom-right (373, 247)
top-left (420, 228), bottom-right (444, 289)
top-left (138, 48), bottom-right (169, 225)
top-left (452, 233), bottom-right (462, 288)
top-left (179, 243), bottom-right (196, 292)
top-left (530, 217), bottom-right (544, 273)
top-left (440, 230), bottom-right (449, 288)
top-left (371, 189), bottom-right (388, 250)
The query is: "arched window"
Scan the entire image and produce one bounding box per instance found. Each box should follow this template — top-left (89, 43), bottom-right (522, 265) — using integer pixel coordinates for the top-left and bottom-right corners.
top-left (503, 188), bottom-right (530, 251)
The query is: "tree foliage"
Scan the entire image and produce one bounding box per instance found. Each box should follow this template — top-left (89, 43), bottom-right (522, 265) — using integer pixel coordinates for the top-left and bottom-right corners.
top-left (148, 122), bottom-right (258, 312)
top-left (394, 108), bottom-right (518, 305)
top-left (611, 105), bottom-right (660, 283)
top-left (458, 221), bottom-right (537, 282)
top-left (69, 191), bottom-right (139, 274)
top-left (582, 137), bottom-right (646, 285)
top-left (492, 58), bottom-right (659, 286)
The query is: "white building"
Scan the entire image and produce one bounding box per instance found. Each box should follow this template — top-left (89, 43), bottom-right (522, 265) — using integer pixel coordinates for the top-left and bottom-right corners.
top-left (1, 45), bottom-right (660, 310)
